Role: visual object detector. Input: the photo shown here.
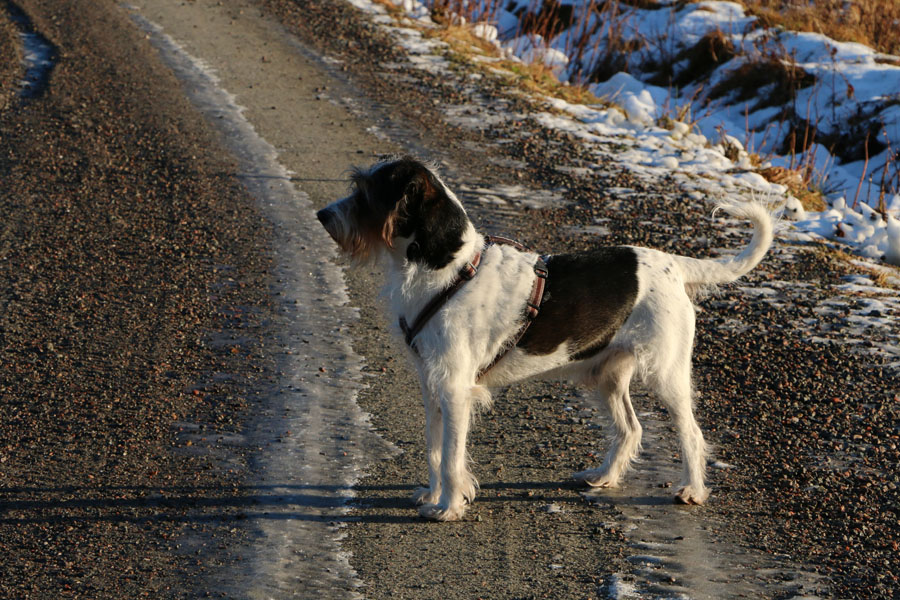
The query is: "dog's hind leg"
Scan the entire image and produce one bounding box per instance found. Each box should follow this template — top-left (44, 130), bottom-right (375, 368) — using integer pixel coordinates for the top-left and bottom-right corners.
top-left (650, 339), bottom-right (709, 505)
top-left (412, 375), bottom-right (443, 506)
top-left (573, 349), bottom-right (641, 489)
top-left (419, 382), bottom-right (477, 521)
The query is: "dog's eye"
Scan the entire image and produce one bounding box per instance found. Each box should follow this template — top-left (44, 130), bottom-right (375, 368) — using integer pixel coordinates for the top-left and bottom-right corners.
top-left (407, 240), bottom-right (421, 261)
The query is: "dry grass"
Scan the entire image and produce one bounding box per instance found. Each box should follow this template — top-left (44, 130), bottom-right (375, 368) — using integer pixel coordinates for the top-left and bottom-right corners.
top-left (671, 29), bottom-right (737, 87)
top-left (422, 21), bottom-right (603, 105)
top-left (744, 0), bottom-right (900, 56)
top-left (494, 59), bottom-right (604, 105)
top-left (708, 48), bottom-right (816, 109)
top-left (758, 165), bottom-right (826, 211)
top-left (425, 22), bottom-right (501, 56)
top-left (369, 0), bottom-right (406, 17)
top-left (869, 267), bottom-right (893, 289)
top-left (811, 244), bottom-right (899, 289)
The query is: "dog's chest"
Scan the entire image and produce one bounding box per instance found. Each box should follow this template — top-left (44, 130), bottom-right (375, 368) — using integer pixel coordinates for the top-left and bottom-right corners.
top-left (448, 245), bottom-right (537, 337)
top-left (395, 245), bottom-right (539, 362)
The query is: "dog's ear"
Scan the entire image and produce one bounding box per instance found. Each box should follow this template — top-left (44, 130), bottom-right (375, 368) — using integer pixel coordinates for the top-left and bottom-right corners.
top-left (398, 163), bottom-right (468, 270)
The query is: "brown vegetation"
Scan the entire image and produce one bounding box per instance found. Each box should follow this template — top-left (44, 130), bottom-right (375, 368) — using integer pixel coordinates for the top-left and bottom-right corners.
top-left (744, 0), bottom-right (900, 56)
top-left (759, 165), bottom-right (826, 210)
top-left (708, 49), bottom-right (816, 109)
top-left (496, 58), bottom-right (603, 104)
top-left (423, 22), bottom-right (603, 105)
top-left (671, 29), bottom-right (737, 87)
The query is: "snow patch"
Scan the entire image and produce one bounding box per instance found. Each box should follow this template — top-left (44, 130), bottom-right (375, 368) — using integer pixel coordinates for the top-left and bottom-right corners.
top-left (369, 0), bottom-right (900, 264)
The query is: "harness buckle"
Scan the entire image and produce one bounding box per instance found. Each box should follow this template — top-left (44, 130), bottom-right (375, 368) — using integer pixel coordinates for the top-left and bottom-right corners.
top-left (459, 262), bottom-right (477, 280)
top-left (534, 256), bottom-right (549, 279)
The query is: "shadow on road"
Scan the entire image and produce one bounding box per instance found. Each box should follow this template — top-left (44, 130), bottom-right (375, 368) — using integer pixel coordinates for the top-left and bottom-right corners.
top-left (0, 479), bottom-right (674, 525)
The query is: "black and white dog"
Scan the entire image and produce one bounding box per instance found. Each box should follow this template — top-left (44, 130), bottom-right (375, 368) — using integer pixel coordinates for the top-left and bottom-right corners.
top-left (317, 156), bottom-right (773, 521)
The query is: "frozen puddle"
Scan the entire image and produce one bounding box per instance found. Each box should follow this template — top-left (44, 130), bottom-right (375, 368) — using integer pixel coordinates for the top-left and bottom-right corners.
top-left (129, 11), bottom-right (391, 599)
top-left (576, 391), bottom-right (829, 600)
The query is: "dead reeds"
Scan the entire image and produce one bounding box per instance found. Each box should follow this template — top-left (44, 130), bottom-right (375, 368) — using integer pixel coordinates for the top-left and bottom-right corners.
top-left (744, 0), bottom-right (900, 56)
top-left (416, 0), bottom-right (900, 208)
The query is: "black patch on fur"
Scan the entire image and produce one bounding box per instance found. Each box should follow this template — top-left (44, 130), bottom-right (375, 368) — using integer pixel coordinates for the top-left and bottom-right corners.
top-left (359, 157), bottom-right (467, 270)
top-left (517, 247), bottom-right (639, 360)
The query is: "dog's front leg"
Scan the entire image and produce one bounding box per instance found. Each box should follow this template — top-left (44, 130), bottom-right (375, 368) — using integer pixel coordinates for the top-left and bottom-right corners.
top-left (412, 375), bottom-right (442, 506)
top-left (418, 383), bottom-right (476, 521)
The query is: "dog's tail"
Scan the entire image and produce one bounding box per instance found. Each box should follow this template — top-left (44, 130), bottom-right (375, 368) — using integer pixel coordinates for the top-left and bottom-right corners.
top-left (674, 200), bottom-right (775, 290)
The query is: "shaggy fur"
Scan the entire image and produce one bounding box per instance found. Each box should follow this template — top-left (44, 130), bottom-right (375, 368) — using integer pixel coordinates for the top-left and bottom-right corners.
top-left (317, 156), bottom-right (774, 521)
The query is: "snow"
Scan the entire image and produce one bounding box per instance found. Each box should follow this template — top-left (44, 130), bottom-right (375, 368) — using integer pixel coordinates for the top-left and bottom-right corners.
top-left (7, 1), bottom-right (55, 99)
top-left (606, 573), bottom-right (640, 599)
top-left (591, 72), bottom-right (671, 126)
top-left (532, 94), bottom-right (778, 196)
top-left (385, 0), bottom-right (900, 267)
top-left (341, 0), bottom-right (900, 270)
top-left (790, 194), bottom-right (900, 262)
top-left (457, 182), bottom-right (568, 210)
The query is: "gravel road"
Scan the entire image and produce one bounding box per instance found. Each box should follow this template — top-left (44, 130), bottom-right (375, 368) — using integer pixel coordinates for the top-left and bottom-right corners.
top-left (0, 1), bottom-right (275, 597)
top-left (1, 0), bottom-right (897, 599)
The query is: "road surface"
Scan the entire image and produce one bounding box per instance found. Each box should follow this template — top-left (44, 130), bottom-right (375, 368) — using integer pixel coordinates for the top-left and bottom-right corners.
top-left (1, 0), bottom-right (897, 598)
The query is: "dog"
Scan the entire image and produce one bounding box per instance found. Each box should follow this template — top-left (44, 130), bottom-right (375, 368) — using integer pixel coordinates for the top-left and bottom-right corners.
top-left (316, 156), bottom-right (774, 521)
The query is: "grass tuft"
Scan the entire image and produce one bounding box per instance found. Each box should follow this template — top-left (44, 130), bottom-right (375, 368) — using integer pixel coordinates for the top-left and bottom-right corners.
top-left (758, 166), bottom-right (826, 211)
top-left (672, 29), bottom-right (737, 88)
top-left (420, 20), bottom-right (603, 106)
top-left (495, 59), bottom-right (604, 105)
top-left (708, 49), bottom-right (816, 110)
top-left (812, 244), bottom-right (900, 289)
top-left (744, 0), bottom-right (900, 56)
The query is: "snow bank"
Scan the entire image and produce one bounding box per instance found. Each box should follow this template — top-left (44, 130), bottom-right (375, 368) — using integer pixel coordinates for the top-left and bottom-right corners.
top-left (368, 0), bottom-right (900, 264)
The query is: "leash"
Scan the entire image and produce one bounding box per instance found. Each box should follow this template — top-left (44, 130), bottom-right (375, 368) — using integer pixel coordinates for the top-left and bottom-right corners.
top-left (399, 235), bottom-right (548, 380)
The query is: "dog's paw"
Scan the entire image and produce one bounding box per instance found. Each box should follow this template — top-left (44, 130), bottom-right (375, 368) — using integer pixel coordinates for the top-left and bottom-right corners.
top-left (411, 486), bottom-right (440, 506)
top-left (418, 502), bottom-right (466, 522)
top-left (674, 485), bottom-right (709, 505)
top-left (572, 468), bottom-right (619, 488)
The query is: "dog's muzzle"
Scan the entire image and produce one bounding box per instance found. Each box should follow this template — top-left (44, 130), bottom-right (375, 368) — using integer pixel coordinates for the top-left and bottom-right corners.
top-left (317, 207), bottom-right (340, 243)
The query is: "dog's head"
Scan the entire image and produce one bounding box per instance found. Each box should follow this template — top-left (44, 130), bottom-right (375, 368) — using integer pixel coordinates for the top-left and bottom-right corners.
top-left (317, 156), bottom-right (470, 269)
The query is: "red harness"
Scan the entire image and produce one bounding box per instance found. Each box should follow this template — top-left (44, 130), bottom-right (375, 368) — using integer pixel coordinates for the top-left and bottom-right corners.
top-left (399, 236), bottom-right (548, 381)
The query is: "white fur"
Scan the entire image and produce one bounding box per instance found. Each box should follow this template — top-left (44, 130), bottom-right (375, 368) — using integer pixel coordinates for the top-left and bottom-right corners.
top-left (318, 160), bottom-right (774, 521)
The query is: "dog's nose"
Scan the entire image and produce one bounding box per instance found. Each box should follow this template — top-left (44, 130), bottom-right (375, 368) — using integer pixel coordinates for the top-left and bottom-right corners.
top-left (316, 208), bottom-right (333, 228)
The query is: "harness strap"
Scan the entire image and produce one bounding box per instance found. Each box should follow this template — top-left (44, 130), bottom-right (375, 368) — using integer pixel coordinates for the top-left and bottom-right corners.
top-left (399, 236), bottom-right (549, 381)
top-left (476, 254), bottom-right (547, 381)
top-left (399, 248), bottom-right (482, 349)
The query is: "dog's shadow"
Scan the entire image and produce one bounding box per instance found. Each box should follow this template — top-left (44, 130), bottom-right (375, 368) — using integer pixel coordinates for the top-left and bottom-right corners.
top-left (353, 480), bottom-right (678, 515)
top-left (0, 480), bottom-right (683, 528)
